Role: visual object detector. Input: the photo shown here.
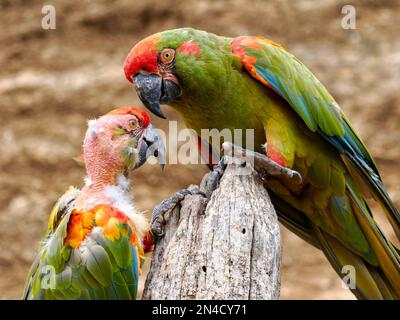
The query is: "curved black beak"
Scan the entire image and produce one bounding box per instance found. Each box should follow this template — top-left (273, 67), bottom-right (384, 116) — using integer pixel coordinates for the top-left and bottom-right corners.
top-left (132, 72), bottom-right (181, 119)
top-left (134, 124), bottom-right (166, 170)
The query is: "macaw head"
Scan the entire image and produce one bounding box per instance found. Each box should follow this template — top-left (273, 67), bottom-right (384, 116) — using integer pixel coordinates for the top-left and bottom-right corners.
top-left (83, 106), bottom-right (165, 184)
top-left (124, 28), bottom-right (229, 118)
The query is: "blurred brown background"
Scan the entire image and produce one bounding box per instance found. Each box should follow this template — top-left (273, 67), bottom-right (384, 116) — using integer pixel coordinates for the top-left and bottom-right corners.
top-left (1, 0), bottom-right (399, 299)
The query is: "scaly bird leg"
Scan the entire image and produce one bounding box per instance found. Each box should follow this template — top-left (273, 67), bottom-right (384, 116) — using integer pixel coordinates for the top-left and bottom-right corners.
top-left (151, 157), bottom-right (227, 238)
top-left (200, 155), bottom-right (228, 198)
top-left (151, 187), bottom-right (206, 238)
top-left (222, 142), bottom-right (303, 193)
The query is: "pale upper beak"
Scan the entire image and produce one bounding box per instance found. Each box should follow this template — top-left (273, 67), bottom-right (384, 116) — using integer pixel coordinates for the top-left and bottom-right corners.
top-left (134, 124), bottom-right (166, 170)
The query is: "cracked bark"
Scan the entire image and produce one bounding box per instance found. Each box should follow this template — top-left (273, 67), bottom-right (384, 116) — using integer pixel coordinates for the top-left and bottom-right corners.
top-left (142, 157), bottom-right (281, 300)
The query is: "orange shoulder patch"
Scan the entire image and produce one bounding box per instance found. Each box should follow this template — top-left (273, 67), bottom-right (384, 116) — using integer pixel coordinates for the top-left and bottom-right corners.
top-left (64, 204), bottom-right (140, 248)
top-left (64, 209), bottom-right (95, 248)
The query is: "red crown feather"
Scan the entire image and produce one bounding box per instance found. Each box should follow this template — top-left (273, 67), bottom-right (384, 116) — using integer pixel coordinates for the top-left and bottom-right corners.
top-left (107, 106), bottom-right (150, 128)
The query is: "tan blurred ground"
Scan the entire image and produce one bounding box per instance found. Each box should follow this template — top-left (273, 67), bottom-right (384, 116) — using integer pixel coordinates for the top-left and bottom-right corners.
top-left (0, 0), bottom-right (399, 299)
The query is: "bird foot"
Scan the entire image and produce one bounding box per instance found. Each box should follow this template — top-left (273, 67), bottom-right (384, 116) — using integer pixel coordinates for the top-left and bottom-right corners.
top-left (200, 156), bottom-right (228, 198)
top-left (151, 187), bottom-right (206, 238)
top-left (222, 142), bottom-right (303, 192)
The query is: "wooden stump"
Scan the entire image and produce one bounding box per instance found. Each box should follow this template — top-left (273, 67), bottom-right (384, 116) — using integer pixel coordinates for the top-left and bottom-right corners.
top-left (142, 156), bottom-right (281, 300)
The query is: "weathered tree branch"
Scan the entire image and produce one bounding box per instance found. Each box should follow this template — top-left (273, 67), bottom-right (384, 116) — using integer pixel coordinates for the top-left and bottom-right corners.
top-left (143, 156), bottom-right (281, 300)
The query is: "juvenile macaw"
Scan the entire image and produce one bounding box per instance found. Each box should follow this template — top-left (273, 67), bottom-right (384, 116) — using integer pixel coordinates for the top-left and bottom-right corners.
top-left (124, 28), bottom-right (400, 299)
top-left (22, 106), bottom-right (165, 300)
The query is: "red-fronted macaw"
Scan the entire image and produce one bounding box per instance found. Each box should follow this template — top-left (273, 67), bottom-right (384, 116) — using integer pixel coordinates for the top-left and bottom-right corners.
top-left (22, 106), bottom-right (165, 300)
top-left (124, 28), bottom-right (400, 299)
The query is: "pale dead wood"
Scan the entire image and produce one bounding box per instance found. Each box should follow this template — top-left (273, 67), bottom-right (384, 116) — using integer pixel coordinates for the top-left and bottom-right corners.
top-left (142, 156), bottom-right (281, 300)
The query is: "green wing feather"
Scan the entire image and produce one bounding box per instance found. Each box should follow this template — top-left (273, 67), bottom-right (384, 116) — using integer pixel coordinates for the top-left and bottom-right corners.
top-left (232, 36), bottom-right (400, 298)
top-left (22, 189), bottom-right (140, 300)
top-left (232, 36), bottom-right (400, 236)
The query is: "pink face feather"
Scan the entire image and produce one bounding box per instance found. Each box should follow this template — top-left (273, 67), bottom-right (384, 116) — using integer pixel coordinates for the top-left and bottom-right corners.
top-left (82, 107), bottom-right (148, 187)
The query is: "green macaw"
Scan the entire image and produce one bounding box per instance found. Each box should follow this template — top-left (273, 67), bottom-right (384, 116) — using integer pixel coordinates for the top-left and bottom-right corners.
top-left (124, 28), bottom-right (400, 299)
top-left (22, 106), bottom-right (165, 299)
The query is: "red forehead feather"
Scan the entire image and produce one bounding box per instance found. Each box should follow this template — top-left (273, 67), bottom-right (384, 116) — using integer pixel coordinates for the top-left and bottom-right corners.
top-left (107, 106), bottom-right (150, 128)
top-left (124, 34), bottom-right (162, 82)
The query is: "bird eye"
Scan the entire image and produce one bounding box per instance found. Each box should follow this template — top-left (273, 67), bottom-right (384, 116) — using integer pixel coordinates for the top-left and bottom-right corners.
top-left (129, 119), bottom-right (138, 129)
top-left (160, 48), bottom-right (175, 64)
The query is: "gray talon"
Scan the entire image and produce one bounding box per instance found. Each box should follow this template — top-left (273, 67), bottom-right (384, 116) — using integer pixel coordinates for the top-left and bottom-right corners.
top-left (151, 187), bottom-right (206, 238)
top-left (202, 156), bottom-right (228, 197)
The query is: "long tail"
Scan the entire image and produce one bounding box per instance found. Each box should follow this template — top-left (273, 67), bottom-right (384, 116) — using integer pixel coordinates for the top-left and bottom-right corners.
top-left (313, 226), bottom-right (398, 299)
top-left (271, 182), bottom-right (400, 299)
